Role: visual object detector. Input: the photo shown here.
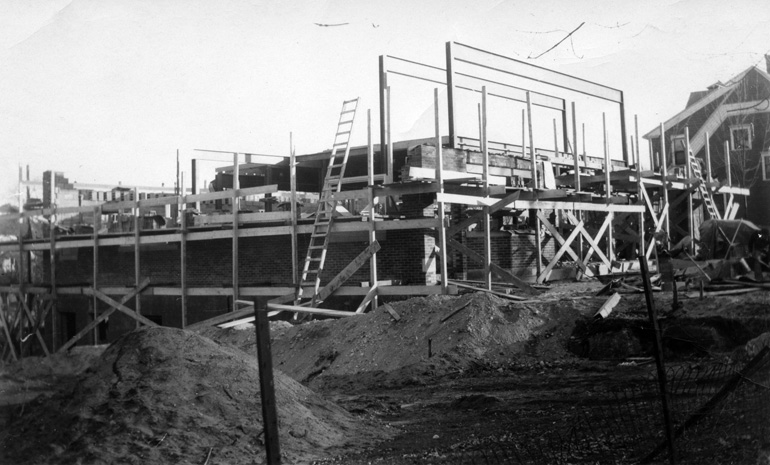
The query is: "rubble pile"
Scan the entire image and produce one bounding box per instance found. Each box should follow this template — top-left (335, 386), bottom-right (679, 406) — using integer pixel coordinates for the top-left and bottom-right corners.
top-left (208, 292), bottom-right (600, 389)
top-left (0, 327), bottom-right (389, 465)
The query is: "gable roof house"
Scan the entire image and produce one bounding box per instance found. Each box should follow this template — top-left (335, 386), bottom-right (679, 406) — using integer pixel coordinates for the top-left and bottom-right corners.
top-left (644, 56), bottom-right (770, 229)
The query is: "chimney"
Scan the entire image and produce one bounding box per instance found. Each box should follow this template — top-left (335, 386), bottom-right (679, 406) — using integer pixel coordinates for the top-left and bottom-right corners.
top-left (766, 54), bottom-right (770, 74)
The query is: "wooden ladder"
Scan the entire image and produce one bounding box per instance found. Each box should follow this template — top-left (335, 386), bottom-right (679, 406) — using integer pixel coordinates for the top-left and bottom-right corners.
top-left (298, 98), bottom-right (359, 307)
top-left (689, 152), bottom-right (721, 220)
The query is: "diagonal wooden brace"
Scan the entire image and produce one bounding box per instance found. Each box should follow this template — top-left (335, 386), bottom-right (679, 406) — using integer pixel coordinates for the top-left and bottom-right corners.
top-left (565, 211), bottom-right (612, 270)
top-left (315, 240), bottom-right (381, 304)
top-left (536, 210), bottom-right (587, 283)
top-left (86, 288), bottom-right (159, 328)
top-left (16, 290), bottom-right (50, 356)
top-left (59, 279), bottom-right (151, 352)
top-left (0, 297), bottom-right (18, 361)
top-left (447, 238), bottom-right (538, 295)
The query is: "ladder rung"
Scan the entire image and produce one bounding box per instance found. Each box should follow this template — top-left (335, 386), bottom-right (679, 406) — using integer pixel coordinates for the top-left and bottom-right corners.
top-left (329, 163), bottom-right (344, 168)
top-left (309, 245), bottom-right (325, 249)
top-left (342, 98), bottom-right (358, 105)
top-left (336, 130), bottom-right (351, 136)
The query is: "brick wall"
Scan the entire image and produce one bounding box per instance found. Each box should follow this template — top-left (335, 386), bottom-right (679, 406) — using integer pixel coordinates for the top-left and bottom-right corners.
top-left (41, 228), bottom-right (437, 289)
top-left (464, 230), bottom-right (556, 274)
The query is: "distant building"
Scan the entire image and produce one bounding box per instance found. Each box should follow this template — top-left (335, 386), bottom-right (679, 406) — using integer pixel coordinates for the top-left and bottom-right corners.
top-left (644, 55), bottom-right (770, 227)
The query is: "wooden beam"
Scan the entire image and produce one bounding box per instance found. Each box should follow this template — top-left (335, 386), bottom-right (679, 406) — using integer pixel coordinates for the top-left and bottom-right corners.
top-left (381, 303), bottom-right (401, 321)
top-left (440, 298), bottom-right (472, 323)
top-left (447, 280), bottom-right (526, 301)
top-left (186, 307), bottom-right (257, 331)
top-left (265, 303), bottom-right (359, 318)
top-left (355, 284), bottom-right (379, 314)
top-left (594, 292), bottom-right (621, 319)
top-left (316, 240), bottom-right (381, 303)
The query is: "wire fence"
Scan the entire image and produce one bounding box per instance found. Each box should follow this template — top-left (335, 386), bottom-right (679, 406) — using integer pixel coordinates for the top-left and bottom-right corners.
top-left (423, 350), bottom-right (770, 464)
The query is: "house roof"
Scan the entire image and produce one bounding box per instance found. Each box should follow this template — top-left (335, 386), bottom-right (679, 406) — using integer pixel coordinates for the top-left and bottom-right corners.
top-left (644, 65), bottom-right (770, 140)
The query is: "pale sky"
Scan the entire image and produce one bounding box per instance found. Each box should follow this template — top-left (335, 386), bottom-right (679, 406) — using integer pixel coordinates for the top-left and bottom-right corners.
top-left (1, 0), bottom-right (768, 204)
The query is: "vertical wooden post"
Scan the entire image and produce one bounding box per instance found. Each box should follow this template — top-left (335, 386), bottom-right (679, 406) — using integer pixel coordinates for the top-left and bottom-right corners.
top-left (635, 115), bottom-right (644, 257)
top-left (180, 174), bottom-right (188, 328)
top-left (435, 89), bottom-right (449, 295)
top-left (17, 166), bottom-right (25, 359)
top-left (704, 131), bottom-right (712, 183)
top-left (378, 54), bottom-right (389, 177)
top-left (552, 118), bottom-right (559, 158)
top-left (481, 87), bottom-right (491, 290)
top-left (571, 103), bottom-right (580, 191)
top-left (253, 304), bottom-right (281, 465)
top-left (232, 153), bottom-right (240, 304)
top-left (445, 41), bottom-right (457, 149)
top-left (660, 123), bottom-right (670, 249)
top-left (684, 127), bottom-right (694, 249)
top-left (521, 109), bottom-right (526, 161)
top-left (639, 254), bottom-right (677, 464)
top-left (134, 188), bottom-right (141, 329)
top-left (527, 92), bottom-right (541, 276)
top-left (386, 86), bottom-right (394, 185)
top-left (367, 110), bottom-right (380, 306)
top-left (49, 171), bottom-right (57, 351)
top-left (724, 140), bottom-right (732, 186)
top-left (92, 206), bottom-right (100, 345)
top-left (571, 102), bottom-right (583, 263)
top-left (724, 140), bottom-right (732, 214)
top-left (527, 92), bottom-right (537, 190)
top-left (290, 133), bottom-right (298, 289)
top-left (603, 113), bottom-right (614, 261)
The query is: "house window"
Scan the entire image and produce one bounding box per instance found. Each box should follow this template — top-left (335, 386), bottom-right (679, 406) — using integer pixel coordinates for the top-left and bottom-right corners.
top-left (762, 152), bottom-right (770, 181)
top-left (730, 124), bottom-right (753, 151)
top-left (670, 135), bottom-right (687, 165)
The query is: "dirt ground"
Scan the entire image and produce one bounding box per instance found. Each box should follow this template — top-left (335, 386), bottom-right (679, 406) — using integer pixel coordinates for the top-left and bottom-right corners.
top-left (1, 280), bottom-right (769, 464)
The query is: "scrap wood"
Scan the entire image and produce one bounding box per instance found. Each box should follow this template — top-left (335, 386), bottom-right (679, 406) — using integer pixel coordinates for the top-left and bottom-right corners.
top-left (723, 279), bottom-right (770, 290)
top-left (596, 279), bottom-right (620, 296)
top-left (594, 292), bottom-right (621, 319)
top-left (619, 282), bottom-right (644, 293)
top-left (440, 298), bottom-right (472, 323)
top-left (448, 280), bottom-right (526, 301)
top-left (266, 303), bottom-right (358, 318)
top-left (685, 287), bottom-right (761, 299)
top-left (380, 303), bottom-right (401, 321)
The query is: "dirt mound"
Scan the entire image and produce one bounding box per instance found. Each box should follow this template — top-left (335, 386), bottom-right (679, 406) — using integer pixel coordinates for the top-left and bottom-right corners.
top-left (206, 292), bottom-right (591, 390)
top-left (0, 327), bottom-right (389, 464)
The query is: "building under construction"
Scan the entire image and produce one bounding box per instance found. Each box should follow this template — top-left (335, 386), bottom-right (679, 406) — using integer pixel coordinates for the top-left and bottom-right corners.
top-left (0, 42), bottom-right (750, 360)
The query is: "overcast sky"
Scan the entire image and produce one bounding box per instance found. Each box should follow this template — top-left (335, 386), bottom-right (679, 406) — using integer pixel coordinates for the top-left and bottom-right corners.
top-left (1, 0), bottom-right (768, 204)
